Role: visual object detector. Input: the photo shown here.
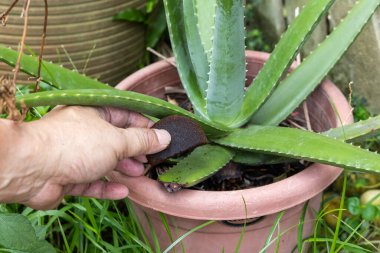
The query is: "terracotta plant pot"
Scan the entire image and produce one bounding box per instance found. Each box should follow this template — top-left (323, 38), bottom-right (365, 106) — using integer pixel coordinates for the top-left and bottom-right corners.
top-left (112, 51), bottom-right (353, 252)
top-left (0, 0), bottom-right (146, 84)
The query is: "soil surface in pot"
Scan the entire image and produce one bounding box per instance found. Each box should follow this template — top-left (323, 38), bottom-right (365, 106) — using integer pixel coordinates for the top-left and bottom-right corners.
top-left (147, 88), bottom-right (312, 192)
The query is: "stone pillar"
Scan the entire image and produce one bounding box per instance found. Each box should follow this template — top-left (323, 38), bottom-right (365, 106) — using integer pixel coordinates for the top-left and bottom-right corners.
top-left (284, 0), bottom-right (328, 57)
top-left (328, 1), bottom-right (380, 113)
top-left (251, 0), bottom-right (286, 46)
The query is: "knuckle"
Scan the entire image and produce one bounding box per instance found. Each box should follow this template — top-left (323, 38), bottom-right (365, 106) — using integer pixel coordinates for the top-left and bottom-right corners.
top-left (127, 129), bottom-right (158, 156)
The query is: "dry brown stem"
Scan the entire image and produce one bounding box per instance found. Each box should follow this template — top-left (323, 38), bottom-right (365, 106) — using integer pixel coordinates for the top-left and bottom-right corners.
top-left (287, 119), bottom-right (307, 131)
top-left (13, 0), bottom-right (30, 87)
top-left (302, 101), bottom-right (312, 131)
top-left (34, 0), bottom-right (48, 92)
top-left (147, 47), bottom-right (176, 67)
top-left (0, 0), bottom-right (19, 26)
top-left (0, 75), bottom-right (19, 119)
top-left (5, 0), bottom-right (31, 120)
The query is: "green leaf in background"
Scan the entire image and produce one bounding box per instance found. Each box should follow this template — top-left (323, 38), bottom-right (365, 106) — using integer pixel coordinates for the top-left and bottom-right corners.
top-left (112, 9), bottom-right (147, 22)
top-left (347, 197), bottom-right (361, 216)
top-left (146, 0), bottom-right (159, 13)
top-left (146, 3), bottom-right (167, 48)
top-left (113, 2), bottom-right (167, 49)
top-left (0, 213), bottom-right (55, 253)
top-left (158, 145), bottom-right (233, 187)
top-left (362, 204), bottom-right (378, 221)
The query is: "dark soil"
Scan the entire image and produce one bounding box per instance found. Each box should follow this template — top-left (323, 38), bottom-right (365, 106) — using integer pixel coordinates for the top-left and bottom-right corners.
top-left (193, 160), bottom-right (310, 191)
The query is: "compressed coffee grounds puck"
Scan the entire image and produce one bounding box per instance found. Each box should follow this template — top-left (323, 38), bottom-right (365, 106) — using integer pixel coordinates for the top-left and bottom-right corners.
top-left (147, 115), bottom-right (208, 167)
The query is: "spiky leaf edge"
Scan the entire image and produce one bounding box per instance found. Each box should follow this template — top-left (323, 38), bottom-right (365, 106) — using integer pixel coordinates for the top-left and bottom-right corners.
top-left (215, 125), bottom-right (380, 174)
top-left (158, 144), bottom-right (233, 187)
top-left (251, 0), bottom-right (380, 125)
top-left (163, 0), bottom-right (208, 119)
top-left (233, 0), bottom-right (335, 127)
top-left (232, 114), bottom-right (380, 165)
top-left (16, 89), bottom-right (231, 138)
top-left (206, 0), bottom-right (246, 125)
top-left (0, 45), bottom-right (110, 90)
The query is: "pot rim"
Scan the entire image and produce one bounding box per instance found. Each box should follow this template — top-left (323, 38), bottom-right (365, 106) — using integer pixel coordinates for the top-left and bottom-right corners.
top-left (111, 51), bottom-right (353, 220)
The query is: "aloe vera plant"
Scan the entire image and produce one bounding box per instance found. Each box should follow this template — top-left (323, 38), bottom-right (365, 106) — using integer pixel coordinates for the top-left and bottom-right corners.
top-left (1, 0), bottom-right (380, 189)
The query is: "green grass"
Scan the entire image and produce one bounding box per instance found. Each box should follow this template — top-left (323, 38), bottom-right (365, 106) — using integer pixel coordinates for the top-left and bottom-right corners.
top-left (0, 198), bottom-right (153, 253)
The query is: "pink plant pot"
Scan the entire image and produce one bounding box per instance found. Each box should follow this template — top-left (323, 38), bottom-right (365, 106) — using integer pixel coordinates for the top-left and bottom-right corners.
top-left (111, 51), bottom-right (353, 252)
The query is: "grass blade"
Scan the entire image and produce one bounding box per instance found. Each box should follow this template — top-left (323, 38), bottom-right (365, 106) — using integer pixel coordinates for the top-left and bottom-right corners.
top-left (297, 201), bottom-right (309, 253)
top-left (163, 220), bottom-right (215, 253)
top-left (259, 211), bottom-right (285, 253)
top-left (159, 213), bottom-right (176, 252)
top-left (144, 213), bottom-right (161, 253)
top-left (330, 172), bottom-right (348, 252)
top-left (304, 238), bottom-right (372, 253)
top-left (234, 197), bottom-right (248, 253)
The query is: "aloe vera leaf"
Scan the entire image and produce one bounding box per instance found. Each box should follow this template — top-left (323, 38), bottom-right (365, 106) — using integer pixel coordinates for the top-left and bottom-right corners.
top-left (214, 125), bottom-right (380, 174)
top-left (163, 0), bottom-right (207, 118)
top-left (206, 0), bottom-right (246, 126)
top-left (232, 150), bottom-right (294, 166)
top-left (0, 45), bottom-right (110, 90)
top-left (194, 0), bottom-right (216, 62)
top-left (158, 145), bottom-right (233, 187)
top-left (232, 115), bottom-right (380, 165)
top-left (323, 115), bottom-right (380, 142)
top-left (251, 0), bottom-right (380, 126)
top-left (183, 0), bottom-right (209, 97)
top-left (16, 89), bottom-right (230, 138)
top-left (233, 0), bottom-right (335, 127)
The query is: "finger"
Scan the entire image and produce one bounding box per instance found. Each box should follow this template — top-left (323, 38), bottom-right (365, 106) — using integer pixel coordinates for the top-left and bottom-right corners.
top-left (120, 128), bottom-right (171, 157)
top-left (116, 158), bottom-right (145, 176)
top-left (134, 155), bottom-right (148, 163)
top-left (65, 181), bottom-right (129, 200)
top-left (23, 183), bottom-right (64, 210)
top-left (98, 107), bottom-right (154, 128)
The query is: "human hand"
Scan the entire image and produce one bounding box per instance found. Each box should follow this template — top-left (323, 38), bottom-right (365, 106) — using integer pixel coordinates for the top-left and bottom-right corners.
top-left (0, 106), bottom-right (171, 210)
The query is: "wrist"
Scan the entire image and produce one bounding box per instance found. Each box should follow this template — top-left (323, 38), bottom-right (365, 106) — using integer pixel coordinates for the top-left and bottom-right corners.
top-left (0, 119), bottom-right (48, 203)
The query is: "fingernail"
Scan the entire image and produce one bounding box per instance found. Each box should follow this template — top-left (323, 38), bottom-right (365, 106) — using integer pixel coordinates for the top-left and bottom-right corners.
top-left (154, 129), bottom-right (171, 146)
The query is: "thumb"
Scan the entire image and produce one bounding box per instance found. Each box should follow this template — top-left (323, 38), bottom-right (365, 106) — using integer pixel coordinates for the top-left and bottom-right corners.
top-left (119, 128), bottom-right (171, 158)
